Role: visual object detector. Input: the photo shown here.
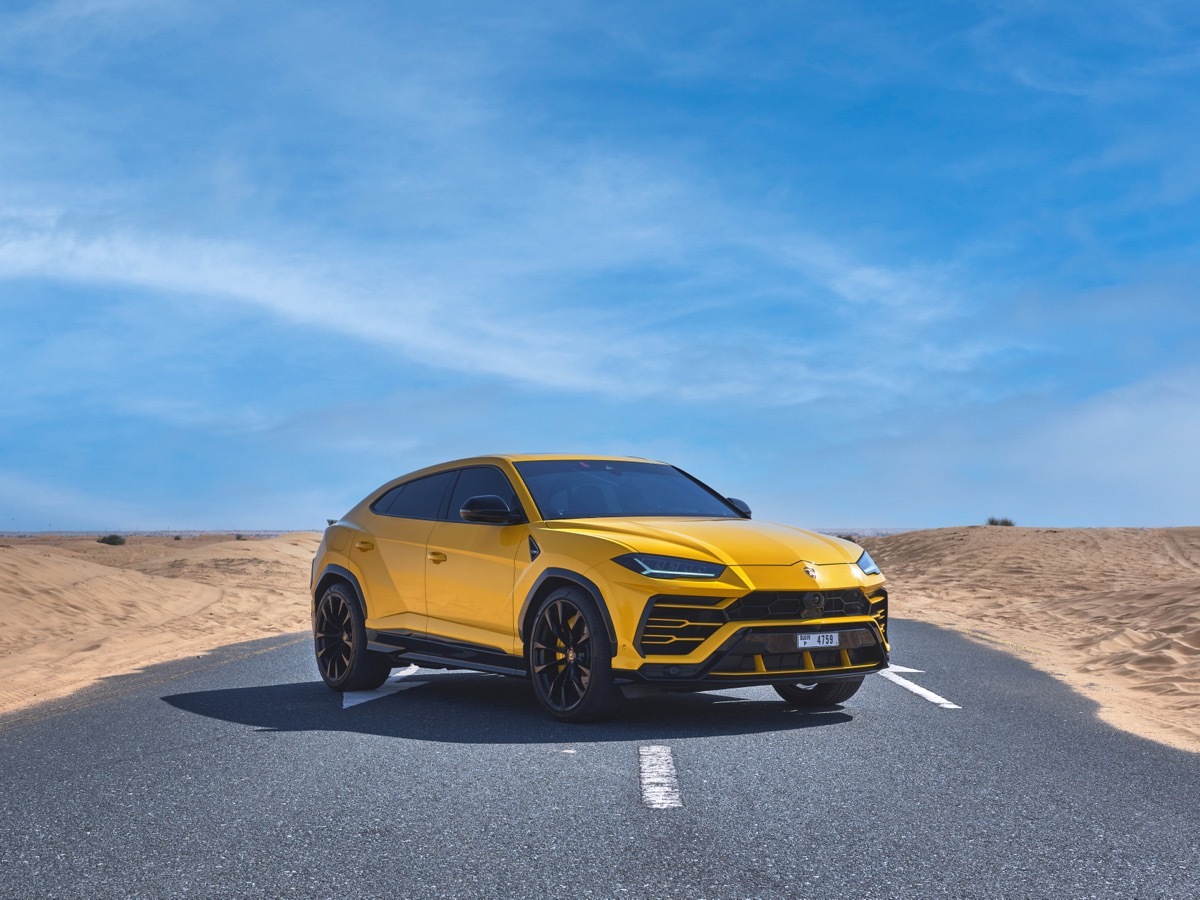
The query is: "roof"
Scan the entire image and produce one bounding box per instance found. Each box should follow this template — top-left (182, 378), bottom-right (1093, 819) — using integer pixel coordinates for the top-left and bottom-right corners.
top-left (379, 453), bottom-right (665, 487)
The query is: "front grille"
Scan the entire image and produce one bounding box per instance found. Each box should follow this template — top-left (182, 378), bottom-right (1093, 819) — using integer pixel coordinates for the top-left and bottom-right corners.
top-left (636, 589), bottom-right (878, 656)
top-left (727, 589), bottom-right (870, 620)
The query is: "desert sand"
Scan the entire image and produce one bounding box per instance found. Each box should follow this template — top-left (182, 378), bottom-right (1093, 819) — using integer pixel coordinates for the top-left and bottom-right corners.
top-left (862, 526), bottom-right (1200, 753)
top-left (0, 533), bottom-right (319, 715)
top-left (1, 527), bottom-right (1197, 753)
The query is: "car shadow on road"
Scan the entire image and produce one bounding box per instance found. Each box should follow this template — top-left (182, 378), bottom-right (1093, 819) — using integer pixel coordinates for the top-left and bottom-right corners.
top-left (162, 672), bottom-right (854, 744)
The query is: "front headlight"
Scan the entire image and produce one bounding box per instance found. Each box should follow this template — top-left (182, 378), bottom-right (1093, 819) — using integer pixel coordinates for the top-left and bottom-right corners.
top-left (614, 553), bottom-right (726, 579)
top-left (856, 550), bottom-right (881, 576)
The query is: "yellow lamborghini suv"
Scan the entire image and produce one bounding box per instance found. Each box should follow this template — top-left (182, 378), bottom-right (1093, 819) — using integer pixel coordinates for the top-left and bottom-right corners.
top-left (311, 454), bottom-right (889, 721)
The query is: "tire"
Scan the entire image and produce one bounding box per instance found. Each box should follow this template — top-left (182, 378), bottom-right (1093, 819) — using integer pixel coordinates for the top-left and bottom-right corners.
top-left (774, 677), bottom-right (864, 707)
top-left (313, 582), bottom-right (392, 692)
top-left (527, 586), bottom-right (623, 722)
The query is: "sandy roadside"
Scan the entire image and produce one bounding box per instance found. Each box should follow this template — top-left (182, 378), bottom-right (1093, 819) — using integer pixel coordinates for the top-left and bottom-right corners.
top-left (2, 527), bottom-right (1197, 754)
top-left (0, 533), bottom-right (319, 715)
top-left (861, 526), bottom-right (1200, 754)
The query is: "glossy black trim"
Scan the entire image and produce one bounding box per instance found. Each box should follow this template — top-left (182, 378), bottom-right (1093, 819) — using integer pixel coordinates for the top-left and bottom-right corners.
top-left (672, 466), bottom-right (750, 519)
top-left (726, 497), bottom-right (752, 518)
top-left (438, 469), bottom-right (460, 521)
top-left (367, 629), bottom-right (527, 676)
top-left (519, 567), bottom-right (618, 652)
top-left (459, 494), bottom-right (525, 525)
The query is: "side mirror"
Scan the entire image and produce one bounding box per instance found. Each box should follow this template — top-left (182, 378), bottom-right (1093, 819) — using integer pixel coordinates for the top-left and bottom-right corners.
top-left (460, 494), bottom-right (524, 525)
top-left (727, 497), bottom-right (752, 518)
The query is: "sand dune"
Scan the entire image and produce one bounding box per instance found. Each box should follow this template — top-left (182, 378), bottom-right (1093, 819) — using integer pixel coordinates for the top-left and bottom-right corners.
top-left (862, 526), bottom-right (1200, 753)
top-left (0, 534), bottom-right (319, 715)
top-left (2, 527), bottom-right (1198, 754)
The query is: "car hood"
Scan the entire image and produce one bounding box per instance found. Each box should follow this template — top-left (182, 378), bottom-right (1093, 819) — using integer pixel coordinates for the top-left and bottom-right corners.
top-left (543, 517), bottom-right (859, 567)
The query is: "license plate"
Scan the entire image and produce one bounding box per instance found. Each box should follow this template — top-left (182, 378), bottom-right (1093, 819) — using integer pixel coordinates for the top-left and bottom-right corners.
top-left (797, 632), bottom-right (839, 649)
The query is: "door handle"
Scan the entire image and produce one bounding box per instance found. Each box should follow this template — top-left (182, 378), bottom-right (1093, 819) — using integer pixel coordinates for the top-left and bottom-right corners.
top-left (354, 540), bottom-right (375, 551)
top-left (427, 550), bottom-right (448, 564)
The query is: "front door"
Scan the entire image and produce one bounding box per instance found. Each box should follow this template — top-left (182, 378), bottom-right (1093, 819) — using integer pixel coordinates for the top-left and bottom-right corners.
top-left (425, 466), bottom-right (527, 653)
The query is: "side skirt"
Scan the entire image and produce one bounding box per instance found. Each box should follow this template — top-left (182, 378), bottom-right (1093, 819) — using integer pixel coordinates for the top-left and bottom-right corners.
top-left (367, 629), bottom-right (528, 678)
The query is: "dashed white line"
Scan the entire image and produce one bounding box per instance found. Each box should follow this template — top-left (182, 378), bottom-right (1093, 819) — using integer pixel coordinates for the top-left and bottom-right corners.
top-left (342, 664), bottom-right (425, 708)
top-left (638, 745), bottom-right (683, 809)
top-left (878, 667), bottom-right (962, 709)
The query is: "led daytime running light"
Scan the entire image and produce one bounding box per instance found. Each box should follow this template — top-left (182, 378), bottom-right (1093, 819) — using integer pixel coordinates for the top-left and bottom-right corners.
top-left (614, 553), bottom-right (725, 579)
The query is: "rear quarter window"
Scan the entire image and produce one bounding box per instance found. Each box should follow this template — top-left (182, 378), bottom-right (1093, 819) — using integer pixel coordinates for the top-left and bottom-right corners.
top-left (370, 486), bottom-right (406, 515)
top-left (375, 471), bottom-right (455, 520)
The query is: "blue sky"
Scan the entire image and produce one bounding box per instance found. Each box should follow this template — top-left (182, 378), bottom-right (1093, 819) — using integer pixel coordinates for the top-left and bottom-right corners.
top-left (2, 0), bottom-right (1198, 530)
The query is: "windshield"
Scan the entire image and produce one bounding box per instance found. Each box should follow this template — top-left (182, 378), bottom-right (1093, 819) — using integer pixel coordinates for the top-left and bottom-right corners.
top-left (514, 460), bottom-right (741, 520)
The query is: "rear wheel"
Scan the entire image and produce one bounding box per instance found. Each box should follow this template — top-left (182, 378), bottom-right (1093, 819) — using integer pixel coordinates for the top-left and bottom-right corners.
top-left (774, 677), bottom-right (864, 707)
top-left (313, 582), bottom-right (391, 691)
top-left (528, 587), bottom-right (623, 722)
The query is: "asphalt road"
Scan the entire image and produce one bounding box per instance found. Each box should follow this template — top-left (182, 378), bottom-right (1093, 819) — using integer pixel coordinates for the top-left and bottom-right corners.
top-left (2, 619), bottom-right (1198, 899)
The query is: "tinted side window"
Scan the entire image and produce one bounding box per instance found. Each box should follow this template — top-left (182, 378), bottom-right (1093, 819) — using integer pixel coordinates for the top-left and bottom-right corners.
top-left (384, 471), bottom-right (455, 520)
top-left (371, 485), bottom-right (406, 515)
top-left (446, 466), bottom-right (523, 521)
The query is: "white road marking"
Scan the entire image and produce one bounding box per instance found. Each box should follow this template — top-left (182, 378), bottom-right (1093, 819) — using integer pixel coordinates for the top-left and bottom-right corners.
top-left (342, 665), bottom-right (424, 708)
top-left (885, 664), bottom-right (925, 673)
top-left (638, 745), bottom-right (683, 809)
top-left (878, 669), bottom-right (962, 709)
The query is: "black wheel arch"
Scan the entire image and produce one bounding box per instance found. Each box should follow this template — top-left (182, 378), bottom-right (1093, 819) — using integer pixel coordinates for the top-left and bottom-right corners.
top-left (520, 568), bottom-right (618, 657)
top-left (313, 564), bottom-right (368, 618)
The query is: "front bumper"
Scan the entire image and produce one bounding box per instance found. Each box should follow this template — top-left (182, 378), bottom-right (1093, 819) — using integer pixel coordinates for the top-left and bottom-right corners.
top-left (617, 621), bottom-right (888, 689)
top-left (608, 582), bottom-right (890, 689)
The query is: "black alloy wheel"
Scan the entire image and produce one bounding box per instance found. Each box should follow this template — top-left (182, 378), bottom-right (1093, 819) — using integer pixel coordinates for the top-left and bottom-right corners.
top-left (313, 582), bottom-right (391, 692)
top-left (774, 676), bottom-right (864, 707)
top-left (528, 587), bottom-right (622, 722)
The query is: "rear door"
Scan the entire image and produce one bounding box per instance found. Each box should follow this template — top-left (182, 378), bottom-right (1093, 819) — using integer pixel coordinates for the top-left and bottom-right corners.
top-left (357, 470), bottom-right (455, 633)
top-left (424, 466), bottom-right (528, 653)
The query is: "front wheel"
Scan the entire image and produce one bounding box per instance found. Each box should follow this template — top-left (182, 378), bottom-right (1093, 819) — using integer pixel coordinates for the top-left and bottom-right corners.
top-left (528, 587), bottom-right (623, 722)
top-left (313, 582), bottom-right (392, 692)
top-left (774, 677), bottom-right (864, 707)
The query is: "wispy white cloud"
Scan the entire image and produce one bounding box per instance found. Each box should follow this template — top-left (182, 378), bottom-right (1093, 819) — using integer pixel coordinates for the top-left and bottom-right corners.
top-left (0, 177), bottom-right (974, 410)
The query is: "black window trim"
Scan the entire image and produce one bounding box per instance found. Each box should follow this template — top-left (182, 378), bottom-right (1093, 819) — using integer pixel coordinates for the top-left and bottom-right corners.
top-left (671, 466), bottom-right (749, 519)
top-left (441, 464), bottom-right (527, 524)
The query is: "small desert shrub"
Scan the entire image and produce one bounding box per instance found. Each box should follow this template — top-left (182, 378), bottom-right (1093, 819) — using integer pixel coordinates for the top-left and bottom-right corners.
top-left (173, 535), bottom-right (182, 540)
top-left (97, 534), bottom-right (126, 546)
top-left (235, 534), bottom-right (246, 541)
top-left (986, 517), bottom-right (1015, 527)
